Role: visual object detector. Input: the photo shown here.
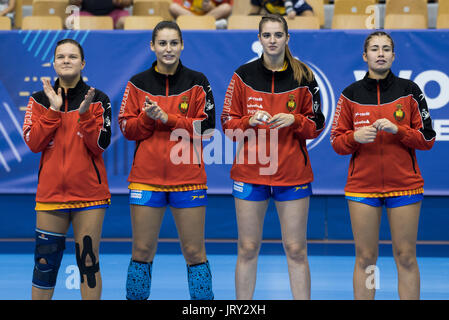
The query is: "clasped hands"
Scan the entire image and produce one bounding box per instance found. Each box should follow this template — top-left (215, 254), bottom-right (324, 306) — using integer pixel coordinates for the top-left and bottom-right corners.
top-left (354, 119), bottom-right (398, 144)
top-left (143, 96), bottom-right (168, 124)
top-left (249, 111), bottom-right (295, 129)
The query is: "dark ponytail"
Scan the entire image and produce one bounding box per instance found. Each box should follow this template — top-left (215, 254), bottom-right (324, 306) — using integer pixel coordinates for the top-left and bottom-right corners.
top-left (152, 20), bottom-right (183, 44)
top-left (54, 38), bottom-right (85, 61)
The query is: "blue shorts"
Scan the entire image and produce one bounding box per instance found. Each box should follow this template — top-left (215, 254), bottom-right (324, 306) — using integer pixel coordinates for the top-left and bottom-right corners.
top-left (129, 189), bottom-right (207, 208)
top-left (232, 181), bottom-right (312, 202)
top-left (54, 204), bottom-right (109, 213)
top-left (346, 194), bottom-right (423, 208)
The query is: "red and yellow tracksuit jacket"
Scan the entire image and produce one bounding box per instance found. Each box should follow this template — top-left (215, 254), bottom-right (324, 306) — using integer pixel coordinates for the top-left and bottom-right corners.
top-left (118, 61), bottom-right (215, 187)
top-left (221, 57), bottom-right (325, 186)
top-left (330, 71), bottom-right (436, 195)
top-left (23, 78), bottom-right (111, 203)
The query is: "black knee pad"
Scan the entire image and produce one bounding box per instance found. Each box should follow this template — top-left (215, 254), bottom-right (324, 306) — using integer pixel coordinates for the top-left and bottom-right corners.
top-left (75, 236), bottom-right (100, 289)
top-left (32, 229), bottom-right (66, 289)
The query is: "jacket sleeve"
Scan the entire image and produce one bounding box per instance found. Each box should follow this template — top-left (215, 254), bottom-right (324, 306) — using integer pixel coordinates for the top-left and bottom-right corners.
top-left (220, 73), bottom-right (252, 141)
top-left (118, 81), bottom-right (155, 141)
top-left (78, 93), bottom-right (112, 156)
top-left (23, 96), bottom-right (61, 153)
top-left (395, 83), bottom-right (436, 150)
top-left (164, 75), bottom-right (215, 138)
top-left (292, 77), bottom-right (325, 140)
top-left (330, 94), bottom-right (361, 155)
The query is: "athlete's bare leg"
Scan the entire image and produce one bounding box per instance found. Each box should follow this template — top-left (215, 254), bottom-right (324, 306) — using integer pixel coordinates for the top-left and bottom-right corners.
top-left (71, 208), bottom-right (106, 300)
top-left (207, 3), bottom-right (232, 19)
top-left (275, 197), bottom-right (310, 300)
top-left (130, 204), bottom-right (166, 263)
top-left (234, 198), bottom-right (268, 300)
top-left (387, 202), bottom-right (421, 300)
top-left (169, 3), bottom-right (193, 18)
top-left (171, 206), bottom-right (207, 265)
top-left (348, 200), bottom-right (382, 300)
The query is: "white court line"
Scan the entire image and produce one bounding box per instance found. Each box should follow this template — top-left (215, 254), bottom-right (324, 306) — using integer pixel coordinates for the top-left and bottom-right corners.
top-left (3, 102), bottom-right (24, 136)
top-left (0, 151), bottom-right (10, 172)
top-left (0, 121), bottom-right (21, 162)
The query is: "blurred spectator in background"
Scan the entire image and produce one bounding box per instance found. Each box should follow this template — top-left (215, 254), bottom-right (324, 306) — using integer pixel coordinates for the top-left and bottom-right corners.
top-left (169, 0), bottom-right (233, 29)
top-left (250, 0), bottom-right (313, 19)
top-left (69, 0), bottom-right (132, 29)
top-left (0, 0), bottom-right (15, 24)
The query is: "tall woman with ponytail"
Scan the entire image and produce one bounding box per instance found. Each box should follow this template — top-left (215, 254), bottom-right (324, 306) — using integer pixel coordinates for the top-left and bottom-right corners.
top-left (221, 14), bottom-right (324, 299)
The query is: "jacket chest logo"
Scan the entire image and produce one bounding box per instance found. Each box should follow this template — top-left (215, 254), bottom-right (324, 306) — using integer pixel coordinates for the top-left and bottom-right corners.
top-left (286, 94), bottom-right (296, 112)
top-left (179, 96), bottom-right (189, 114)
top-left (393, 104), bottom-right (405, 122)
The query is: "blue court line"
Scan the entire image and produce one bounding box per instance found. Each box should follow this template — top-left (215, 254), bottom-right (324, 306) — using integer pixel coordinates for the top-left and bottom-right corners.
top-left (34, 31), bottom-right (51, 58)
top-left (42, 30), bottom-right (61, 61)
top-left (22, 30), bottom-right (32, 44)
top-left (71, 30), bottom-right (80, 41)
top-left (79, 30), bottom-right (90, 47)
top-left (27, 31), bottom-right (41, 52)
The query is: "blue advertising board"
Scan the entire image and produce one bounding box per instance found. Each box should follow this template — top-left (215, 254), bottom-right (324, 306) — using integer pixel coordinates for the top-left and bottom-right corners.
top-left (0, 30), bottom-right (448, 195)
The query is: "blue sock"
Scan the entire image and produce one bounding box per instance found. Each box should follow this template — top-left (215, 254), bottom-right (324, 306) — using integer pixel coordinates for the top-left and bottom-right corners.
top-left (187, 260), bottom-right (214, 300)
top-left (126, 259), bottom-right (152, 300)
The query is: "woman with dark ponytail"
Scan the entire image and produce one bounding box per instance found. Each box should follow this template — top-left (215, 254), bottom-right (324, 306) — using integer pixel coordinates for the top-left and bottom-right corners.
top-left (221, 14), bottom-right (324, 299)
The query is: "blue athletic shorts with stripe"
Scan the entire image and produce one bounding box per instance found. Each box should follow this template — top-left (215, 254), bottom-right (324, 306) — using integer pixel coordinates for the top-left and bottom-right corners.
top-left (232, 181), bottom-right (312, 202)
top-left (129, 189), bottom-right (207, 208)
top-left (346, 194), bottom-right (423, 208)
top-left (54, 204), bottom-right (109, 213)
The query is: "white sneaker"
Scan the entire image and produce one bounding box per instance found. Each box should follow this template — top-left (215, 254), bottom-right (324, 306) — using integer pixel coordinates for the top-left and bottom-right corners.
top-left (215, 18), bottom-right (228, 29)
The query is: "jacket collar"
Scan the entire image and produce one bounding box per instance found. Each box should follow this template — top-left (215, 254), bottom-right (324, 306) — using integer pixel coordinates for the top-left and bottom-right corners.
top-left (151, 60), bottom-right (184, 80)
top-left (257, 55), bottom-right (292, 78)
top-left (362, 70), bottom-right (396, 92)
top-left (53, 77), bottom-right (88, 101)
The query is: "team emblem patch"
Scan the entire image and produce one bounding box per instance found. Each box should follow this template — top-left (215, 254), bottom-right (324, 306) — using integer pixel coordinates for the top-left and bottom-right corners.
top-left (179, 96), bottom-right (189, 114)
top-left (394, 104), bottom-right (405, 122)
top-left (286, 94), bottom-right (296, 112)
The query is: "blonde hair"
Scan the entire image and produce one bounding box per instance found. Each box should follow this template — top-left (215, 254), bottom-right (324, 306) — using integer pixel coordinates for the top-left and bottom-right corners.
top-left (259, 14), bottom-right (314, 84)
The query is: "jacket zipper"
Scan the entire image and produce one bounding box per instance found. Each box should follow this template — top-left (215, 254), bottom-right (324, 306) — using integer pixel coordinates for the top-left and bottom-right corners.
top-left (350, 152), bottom-right (357, 176)
top-left (408, 148), bottom-right (417, 174)
top-left (270, 72), bottom-right (275, 185)
top-left (38, 162), bottom-right (43, 184)
top-left (133, 141), bottom-right (141, 166)
top-left (377, 82), bottom-right (385, 191)
top-left (299, 141), bottom-right (307, 166)
top-left (164, 76), bottom-right (169, 178)
top-left (166, 76), bottom-right (169, 97)
top-left (91, 157), bottom-right (102, 184)
top-left (62, 89), bottom-right (68, 197)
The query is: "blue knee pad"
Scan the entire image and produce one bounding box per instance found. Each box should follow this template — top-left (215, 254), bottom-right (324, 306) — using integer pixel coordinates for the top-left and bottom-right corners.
top-left (32, 229), bottom-right (66, 289)
top-left (187, 261), bottom-right (214, 300)
top-left (126, 259), bottom-right (152, 300)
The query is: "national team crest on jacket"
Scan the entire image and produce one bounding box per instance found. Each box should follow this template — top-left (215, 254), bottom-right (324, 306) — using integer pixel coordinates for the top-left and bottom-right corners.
top-left (394, 104), bottom-right (405, 122)
top-left (179, 96), bottom-right (189, 114)
top-left (286, 94), bottom-right (296, 112)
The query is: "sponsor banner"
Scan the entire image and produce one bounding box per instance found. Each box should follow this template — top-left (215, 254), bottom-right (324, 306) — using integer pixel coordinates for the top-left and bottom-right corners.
top-left (0, 30), bottom-right (448, 194)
